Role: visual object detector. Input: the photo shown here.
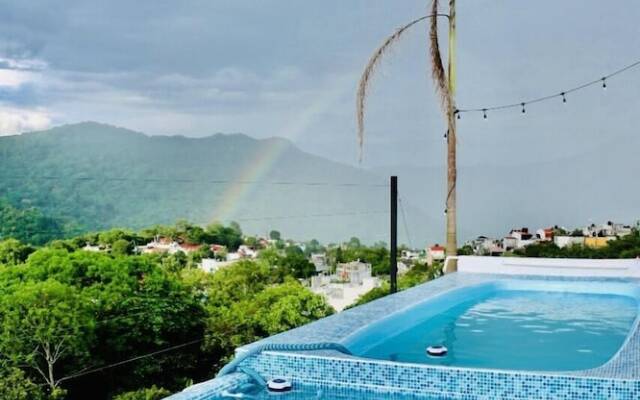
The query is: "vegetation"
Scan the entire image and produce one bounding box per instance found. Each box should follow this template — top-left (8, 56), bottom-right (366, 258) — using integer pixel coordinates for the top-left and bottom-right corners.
top-left (327, 239), bottom-right (390, 276)
top-left (0, 222), bottom-right (334, 400)
top-left (0, 122), bottom-right (389, 244)
top-left (0, 199), bottom-right (78, 245)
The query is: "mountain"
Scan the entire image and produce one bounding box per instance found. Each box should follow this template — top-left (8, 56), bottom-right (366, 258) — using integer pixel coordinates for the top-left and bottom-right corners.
top-left (0, 122), bottom-right (437, 244)
top-left (373, 133), bottom-right (640, 241)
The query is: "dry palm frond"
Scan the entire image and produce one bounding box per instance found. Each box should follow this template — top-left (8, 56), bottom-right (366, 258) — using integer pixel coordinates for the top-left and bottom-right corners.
top-left (356, 15), bottom-right (434, 162)
top-left (429, 0), bottom-right (450, 112)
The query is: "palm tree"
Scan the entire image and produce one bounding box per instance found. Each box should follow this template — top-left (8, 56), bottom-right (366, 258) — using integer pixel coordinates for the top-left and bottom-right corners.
top-left (357, 1), bottom-right (458, 272)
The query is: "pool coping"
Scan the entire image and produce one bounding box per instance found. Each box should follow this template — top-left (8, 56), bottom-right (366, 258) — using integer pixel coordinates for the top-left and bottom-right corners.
top-left (167, 257), bottom-right (640, 399)
top-left (239, 270), bottom-right (640, 380)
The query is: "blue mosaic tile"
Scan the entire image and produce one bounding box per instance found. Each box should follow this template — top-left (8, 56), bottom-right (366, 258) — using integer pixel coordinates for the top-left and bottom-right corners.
top-left (168, 272), bottom-right (640, 399)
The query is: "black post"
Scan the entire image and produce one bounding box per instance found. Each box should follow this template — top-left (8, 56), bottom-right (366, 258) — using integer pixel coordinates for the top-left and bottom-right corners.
top-left (390, 176), bottom-right (398, 294)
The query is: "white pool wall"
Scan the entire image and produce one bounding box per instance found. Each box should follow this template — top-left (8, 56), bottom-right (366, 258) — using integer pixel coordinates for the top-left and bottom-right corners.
top-left (457, 256), bottom-right (640, 278)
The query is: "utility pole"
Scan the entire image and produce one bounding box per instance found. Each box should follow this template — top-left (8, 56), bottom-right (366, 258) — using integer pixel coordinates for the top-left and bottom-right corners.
top-left (390, 176), bottom-right (398, 293)
top-left (444, 0), bottom-right (458, 273)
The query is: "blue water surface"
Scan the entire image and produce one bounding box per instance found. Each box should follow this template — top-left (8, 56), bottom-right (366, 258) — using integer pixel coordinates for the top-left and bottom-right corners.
top-left (361, 290), bottom-right (638, 371)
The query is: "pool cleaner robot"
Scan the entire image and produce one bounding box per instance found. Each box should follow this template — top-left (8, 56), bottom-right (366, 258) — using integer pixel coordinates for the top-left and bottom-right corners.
top-left (267, 378), bottom-right (293, 392)
top-left (426, 345), bottom-right (448, 357)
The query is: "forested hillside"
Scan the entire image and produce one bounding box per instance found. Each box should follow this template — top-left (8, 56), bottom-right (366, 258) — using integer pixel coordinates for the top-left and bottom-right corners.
top-left (0, 122), bottom-right (433, 244)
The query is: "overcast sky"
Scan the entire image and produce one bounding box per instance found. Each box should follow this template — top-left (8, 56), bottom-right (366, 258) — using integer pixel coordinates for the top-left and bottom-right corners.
top-left (1, 0), bottom-right (639, 168)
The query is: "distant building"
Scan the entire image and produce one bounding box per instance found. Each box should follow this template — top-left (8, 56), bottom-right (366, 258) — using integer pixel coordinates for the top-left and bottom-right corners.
top-left (82, 244), bottom-right (103, 252)
top-left (468, 236), bottom-right (504, 256)
top-left (400, 250), bottom-right (421, 261)
top-left (397, 261), bottom-right (410, 275)
top-left (336, 260), bottom-right (372, 285)
top-left (310, 253), bottom-right (329, 273)
top-left (502, 236), bottom-right (517, 252)
top-left (310, 269), bottom-right (380, 312)
top-left (536, 228), bottom-right (555, 241)
top-left (584, 236), bottom-right (615, 249)
top-left (200, 258), bottom-right (235, 273)
top-left (237, 245), bottom-right (257, 259)
top-left (507, 228), bottom-right (538, 249)
top-left (178, 243), bottom-right (201, 254)
top-left (426, 244), bottom-right (445, 265)
top-left (554, 236), bottom-right (585, 248)
top-left (584, 221), bottom-right (633, 238)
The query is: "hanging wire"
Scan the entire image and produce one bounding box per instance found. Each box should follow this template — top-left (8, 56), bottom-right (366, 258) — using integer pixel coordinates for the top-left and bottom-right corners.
top-left (0, 175), bottom-right (388, 188)
top-left (398, 197), bottom-right (414, 249)
top-left (57, 338), bottom-right (204, 384)
top-left (456, 58), bottom-right (640, 116)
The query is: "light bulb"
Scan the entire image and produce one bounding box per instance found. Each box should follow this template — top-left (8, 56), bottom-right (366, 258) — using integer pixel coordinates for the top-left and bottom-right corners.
top-left (602, 77), bottom-right (607, 89)
top-left (483, 109), bottom-right (487, 120)
top-left (521, 103), bottom-right (526, 114)
top-left (561, 92), bottom-right (567, 104)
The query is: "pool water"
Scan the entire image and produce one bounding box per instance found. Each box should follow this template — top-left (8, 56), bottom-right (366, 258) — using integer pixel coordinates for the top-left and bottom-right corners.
top-left (360, 290), bottom-right (638, 371)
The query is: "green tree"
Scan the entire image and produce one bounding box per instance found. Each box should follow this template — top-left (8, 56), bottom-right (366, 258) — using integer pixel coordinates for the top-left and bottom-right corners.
top-left (112, 239), bottom-right (133, 255)
top-left (112, 386), bottom-right (171, 400)
top-left (0, 364), bottom-right (45, 400)
top-left (269, 230), bottom-right (281, 241)
top-left (0, 239), bottom-right (34, 266)
top-left (0, 280), bottom-right (95, 394)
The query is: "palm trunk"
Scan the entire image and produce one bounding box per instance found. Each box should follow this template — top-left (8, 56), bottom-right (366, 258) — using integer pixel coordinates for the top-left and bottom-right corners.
top-left (444, 0), bottom-right (458, 272)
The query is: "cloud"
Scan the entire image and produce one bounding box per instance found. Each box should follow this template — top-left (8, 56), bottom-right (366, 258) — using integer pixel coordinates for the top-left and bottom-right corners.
top-left (0, 107), bottom-right (51, 135)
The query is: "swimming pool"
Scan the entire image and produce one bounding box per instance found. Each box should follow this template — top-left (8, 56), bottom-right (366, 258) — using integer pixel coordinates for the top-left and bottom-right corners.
top-left (166, 257), bottom-right (640, 400)
top-left (347, 280), bottom-right (639, 371)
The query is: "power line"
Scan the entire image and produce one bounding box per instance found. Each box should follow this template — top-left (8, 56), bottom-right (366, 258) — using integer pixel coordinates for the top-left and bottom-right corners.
top-left (236, 210), bottom-right (389, 222)
top-left (57, 338), bottom-right (204, 384)
top-left (456, 58), bottom-right (640, 118)
top-left (0, 175), bottom-right (388, 188)
top-left (1, 305), bottom-right (178, 344)
top-left (398, 197), bottom-right (414, 249)
top-left (0, 210), bottom-right (391, 239)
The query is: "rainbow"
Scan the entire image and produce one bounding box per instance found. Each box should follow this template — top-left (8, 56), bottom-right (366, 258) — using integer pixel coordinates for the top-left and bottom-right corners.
top-left (210, 72), bottom-right (355, 224)
top-left (210, 138), bottom-right (289, 222)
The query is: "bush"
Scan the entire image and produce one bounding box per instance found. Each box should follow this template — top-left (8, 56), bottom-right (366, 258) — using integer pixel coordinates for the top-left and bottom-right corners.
top-left (112, 386), bottom-right (171, 400)
top-left (0, 365), bottom-right (45, 400)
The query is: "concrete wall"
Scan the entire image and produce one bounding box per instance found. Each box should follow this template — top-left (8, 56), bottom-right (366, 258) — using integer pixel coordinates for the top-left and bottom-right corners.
top-left (456, 255), bottom-right (640, 278)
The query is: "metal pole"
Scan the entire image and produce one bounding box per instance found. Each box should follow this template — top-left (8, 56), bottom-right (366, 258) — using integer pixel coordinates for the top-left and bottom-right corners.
top-left (390, 176), bottom-right (398, 293)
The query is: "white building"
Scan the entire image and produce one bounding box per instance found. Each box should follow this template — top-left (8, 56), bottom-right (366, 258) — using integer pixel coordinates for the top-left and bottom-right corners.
top-left (200, 258), bottom-right (235, 273)
top-left (584, 222), bottom-right (633, 238)
top-left (310, 253), bottom-right (329, 273)
top-left (468, 236), bottom-right (504, 256)
top-left (400, 250), bottom-right (421, 261)
top-left (336, 260), bottom-right (372, 285)
top-left (536, 228), bottom-right (555, 241)
top-left (502, 236), bottom-right (517, 251)
top-left (426, 244), bottom-right (445, 265)
top-left (82, 244), bottom-right (103, 252)
top-left (554, 236), bottom-right (585, 248)
top-left (310, 271), bottom-right (380, 312)
top-left (507, 228), bottom-right (538, 249)
top-left (397, 261), bottom-right (410, 275)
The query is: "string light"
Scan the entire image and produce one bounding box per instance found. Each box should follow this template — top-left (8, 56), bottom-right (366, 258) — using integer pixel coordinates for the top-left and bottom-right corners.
top-left (455, 58), bottom-right (640, 118)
